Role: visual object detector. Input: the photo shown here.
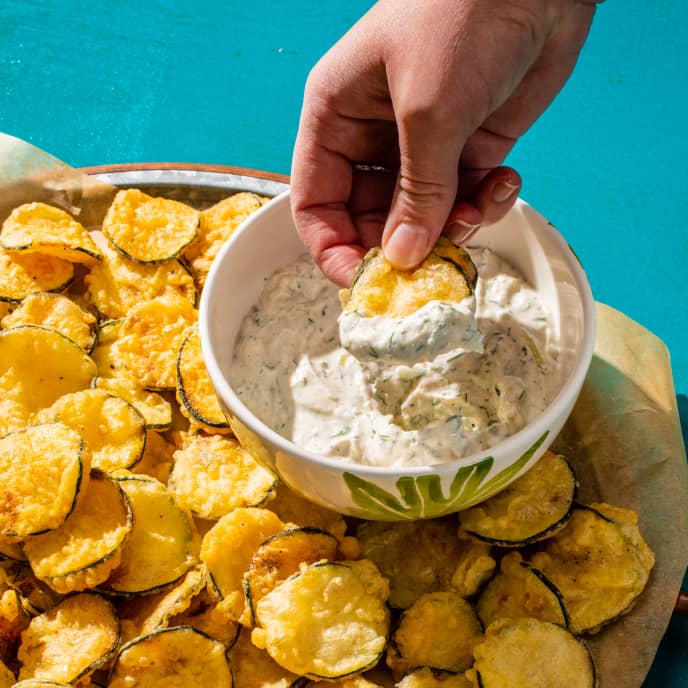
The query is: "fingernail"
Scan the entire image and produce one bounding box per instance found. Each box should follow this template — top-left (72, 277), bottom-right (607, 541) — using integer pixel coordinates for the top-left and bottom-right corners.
top-left (384, 223), bottom-right (430, 269)
top-left (445, 219), bottom-right (481, 245)
top-left (492, 181), bottom-right (520, 203)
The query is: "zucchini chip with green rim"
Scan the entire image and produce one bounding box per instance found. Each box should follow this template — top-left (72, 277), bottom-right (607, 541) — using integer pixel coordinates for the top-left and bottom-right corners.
top-left (468, 617), bottom-right (597, 688)
top-left (0, 325), bottom-right (96, 414)
top-left (229, 627), bottom-right (299, 688)
top-left (476, 552), bottom-right (569, 629)
top-left (529, 503), bottom-right (654, 634)
top-left (458, 450), bottom-right (576, 546)
top-left (92, 376), bottom-right (172, 430)
top-left (0, 423), bottom-right (86, 537)
top-left (252, 560), bottom-right (389, 679)
top-left (102, 475), bottom-right (196, 596)
top-left (357, 517), bottom-right (495, 608)
top-left (108, 625), bottom-right (232, 688)
top-left (17, 592), bottom-right (120, 684)
top-left (0, 202), bottom-right (102, 265)
top-left (37, 389), bottom-right (146, 473)
top-left (1, 292), bottom-right (97, 353)
top-left (24, 470), bottom-right (133, 593)
top-left (176, 327), bottom-right (230, 431)
top-left (397, 666), bottom-right (472, 688)
top-left (102, 188), bottom-right (200, 264)
top-left (386, 591), bottom-right (482, 677)
top-left (245, 527), bottom-right (338, 625)
top-left (89, 319), bottom-right (128, 379)
top-left (340, 237), bottom-right (476, 318)
top-left (0, 248), bottom-right (73, 303)
top-left (170, 433), bottom-right (276, 520)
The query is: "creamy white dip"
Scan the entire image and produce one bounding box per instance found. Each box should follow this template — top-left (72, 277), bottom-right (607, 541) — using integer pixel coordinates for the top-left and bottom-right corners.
top-left (230, 248), bottom-right (561, 467)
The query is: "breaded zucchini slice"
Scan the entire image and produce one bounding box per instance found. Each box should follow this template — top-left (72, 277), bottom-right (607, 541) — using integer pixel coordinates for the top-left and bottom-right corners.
top-left (89, 319), bottom-right (128, 379)
top-left (357, 518), bottom-right (495, 608)
top-left (386, 591), bottom-right (482, 677)
top-left (0, 535), bottom-right (25, 562)
top-left (131, 430), bottom-right (175, 484)
top-left (185, 192), bottom-right (266, 288)
top-left (299, 676), bottom-right (385, 688)
top-left (245, 527), bottom-right (339, 625)
top-left (397, 666), bottom-right (472, 688)
top-left (116, 294), bottom-right (198, 389)
top-left (0, 562), bottom-right (63, 615)
top-left (0, 326), bottom-right (96, 414)
top-left (92, 376), bottom-right (172, 430)
top-left (37, 389), bottom-right (146, 473)
top-left (102, 188), bottom-right (200, 264)
top-left (176, 327), bottom-right (230, 431)
top-left (340, 238), bottom-right (477, 318)
top-left (17, 592), bottom-right (120, 683)
top-left (1, 292), bottom-right (97, 353)
top-left (0, 203), bottom-right (102, 265)
top-left (170, 433), bottom-right (277, 520)
top-left (0, 587), bottom-right (31, 663)
top-left (23, 471), bottom-right (133, 593)
top-left (458, 451), bottom-right (577, 546)
top-left (475, 552), bottom-right (569, 629)
top-left (200, 507), bottom-right (284, 620)
top-left (467, 617), bottom-right (597, 688)
top-left (0, 423), bottom-right (87, 537)
top-left (167, 593), bottom-right (241, 648)
top-left (84, 238), bottom-right (197, 319)
top-left (229, 626), bottom-right (299, 688)
top-left (108, 625), bottom-right (232, 687)
top-left (252, 560), bottom-right (390, 679)
top-left (529, 503), bottom-right (654, 634)
top-left (0, 249), bottom-right (73, 303)
top-left (102, 475), bottom-right (197, 596)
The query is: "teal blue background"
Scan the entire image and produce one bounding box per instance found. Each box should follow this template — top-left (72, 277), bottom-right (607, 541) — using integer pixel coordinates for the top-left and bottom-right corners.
top-left (1, 1), bottom-right (686, 684)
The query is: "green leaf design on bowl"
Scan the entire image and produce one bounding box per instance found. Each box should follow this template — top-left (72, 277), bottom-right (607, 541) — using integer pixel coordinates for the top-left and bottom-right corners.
top-left (343, 430), bottom-right (549, 520)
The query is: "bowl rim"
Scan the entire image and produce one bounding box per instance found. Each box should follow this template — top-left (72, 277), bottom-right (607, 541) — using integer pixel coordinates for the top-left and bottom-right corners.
top-left (200, 189), bottom-right (597, 477)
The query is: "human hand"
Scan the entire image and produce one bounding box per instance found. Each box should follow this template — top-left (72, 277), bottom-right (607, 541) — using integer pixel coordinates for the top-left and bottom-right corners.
top-left (291, 0), bottom-right (600, 286)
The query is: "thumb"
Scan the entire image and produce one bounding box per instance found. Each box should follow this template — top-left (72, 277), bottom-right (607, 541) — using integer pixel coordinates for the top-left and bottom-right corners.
top-left (381, 112), bottom-right (463, 270)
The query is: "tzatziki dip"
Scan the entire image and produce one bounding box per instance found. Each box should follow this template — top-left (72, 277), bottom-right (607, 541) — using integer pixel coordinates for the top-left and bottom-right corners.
top-left (230, 248), bottom-right (561, 468)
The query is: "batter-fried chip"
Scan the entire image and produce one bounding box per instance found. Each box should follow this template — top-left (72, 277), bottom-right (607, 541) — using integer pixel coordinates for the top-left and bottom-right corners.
top-left (132, 430), bottom-right (175, 484)
top-left (0, 203), bottom-right (102, 265)
top-left (340, 238), bottom-right (477, 318)
top-left (102, 188), bottom-right (199, 263)
top-left (397, 667), bottom-right (472, 688)
top-left (230, 626), bottom-right (299, 688)
top-left (92, 376), bottom-right (172, 430)
top-left (0, 249), bottom-right (74, 303)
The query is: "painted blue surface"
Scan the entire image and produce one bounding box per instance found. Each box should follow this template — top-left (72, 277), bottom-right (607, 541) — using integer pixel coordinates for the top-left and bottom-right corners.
top-left (0, 1), bottom-right (686, 684)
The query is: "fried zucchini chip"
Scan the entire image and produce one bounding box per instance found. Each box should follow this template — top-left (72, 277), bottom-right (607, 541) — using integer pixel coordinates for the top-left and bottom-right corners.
top-left (0, 397), bottom-right (30, 439)
top-left (299, 675), bottom-right (386, 688)
top-left (387, 591), bottom-right (482, 677)
top-left (170, 434), bottom-right (277, 520)
top-left (116, 294), bottom-right (198, 389)
top-left (357, 518), bottom-right (495, 608)
top-left (176, 327), bottom-right (230, 431)
top-left (200, 507), bottom-right (284, 619)
top-left (467, 617), bottom-right (596, 688)
top-left (23, 471), bottom-right (133, 594)
top-left (0, 326), bottom-right (96, 414)
top-left (245, 527), bottom-right (339, 625)
top-left (252, 560), bottom-right (390, 679)
top-left (102, 188), bottom-right (200, 263)
top-left (1, 292), bottom-right (97, 353)
top-left (475, 552), bottom-right (569, 629)
top-left (102, 475), bottom-right (197, 596)
top-left (529, 503), bottom-right (654, 634)
top-left (0, 423), bottom-right (87, 538)
top-left (37, 389), bottom-right (146, 473)
top-left (458, 451), bottom-right (577, 546)
top-left (0, 562), bottom-right (63, 616)
top-left (185, 191), bottom-right (266, 287)
top-left (0, 587), bottom-right (31, 666)
top-left (1, 203), bottom-right (102, 265)
top-left (168, 595), bottom-right (241, 648)
top-left (340, 238), bottom-right (477, 318)
top-left (108, 626), bottom-right (232, 688)
top-left (397, 666), bottom-right (472, 688)
top-left (17, 592), bottom-right (120, 683)
top-left (85, 239), bottom-right (197, 319)
top-left (230, 626), bottom-right (299, 688)
top-left (131, 430), bottom-right (175, 484)
top-left (92, 376), bottom-right (172, 430)
top-left (89, 319), bottom-right (127, 378)
top-left (0, 249), bottom-right (73, 303)
top-left (0, 536), bottom-right (25, 562)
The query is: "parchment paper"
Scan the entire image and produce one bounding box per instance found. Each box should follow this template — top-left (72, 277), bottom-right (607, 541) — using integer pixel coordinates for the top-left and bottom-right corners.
top-left (1, 132), bottom-right (686, 688)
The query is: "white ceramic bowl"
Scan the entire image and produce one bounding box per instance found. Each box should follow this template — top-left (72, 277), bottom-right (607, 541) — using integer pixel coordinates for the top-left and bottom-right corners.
top-left (200, 190), bottom-right (595, 520)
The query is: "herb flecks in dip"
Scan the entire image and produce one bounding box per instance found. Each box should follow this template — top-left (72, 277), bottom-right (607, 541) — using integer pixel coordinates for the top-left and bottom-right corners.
top-left (230, 248), bottom-right (559, 467)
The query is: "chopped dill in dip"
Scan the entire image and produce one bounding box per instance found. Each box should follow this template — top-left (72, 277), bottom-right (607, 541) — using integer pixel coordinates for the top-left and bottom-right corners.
top-left (230, 248), bottom-right (561, 468)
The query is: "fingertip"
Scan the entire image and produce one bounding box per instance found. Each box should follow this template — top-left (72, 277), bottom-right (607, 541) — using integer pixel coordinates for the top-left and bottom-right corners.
top-left (382, 223), bottom-right (434, 270)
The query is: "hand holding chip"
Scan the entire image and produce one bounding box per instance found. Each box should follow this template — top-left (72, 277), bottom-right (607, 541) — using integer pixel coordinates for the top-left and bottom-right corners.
top-left (291, 0), bottom-right (600, 286)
